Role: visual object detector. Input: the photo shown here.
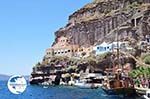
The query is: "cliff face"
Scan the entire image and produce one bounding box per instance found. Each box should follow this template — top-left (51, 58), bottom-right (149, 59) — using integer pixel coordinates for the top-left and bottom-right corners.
top-left (53, 0), bottom-right (150, 47)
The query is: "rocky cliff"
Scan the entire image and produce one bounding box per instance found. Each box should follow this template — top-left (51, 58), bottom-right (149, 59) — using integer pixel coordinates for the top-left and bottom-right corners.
top-left (53, 0), bottom-right (150, 47)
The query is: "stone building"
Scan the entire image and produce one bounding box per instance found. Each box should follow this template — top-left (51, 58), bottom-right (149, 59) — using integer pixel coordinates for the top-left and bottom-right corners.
top-left (45, 36), bottom-right (79, 59)
top-left (76, 46), bottom-right (93, 58)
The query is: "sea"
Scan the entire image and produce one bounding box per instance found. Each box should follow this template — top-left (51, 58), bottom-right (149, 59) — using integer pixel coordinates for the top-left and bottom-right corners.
top-left (0, 80), bottom-right (144, 99)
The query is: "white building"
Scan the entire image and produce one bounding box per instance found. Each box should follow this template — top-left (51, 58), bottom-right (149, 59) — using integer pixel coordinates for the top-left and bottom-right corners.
top-left (93, 41), bottom-right (132, 55)
top-left (111, 41), bottom-right (132, 51)
top-left (93, 42), bottom-right (112, 55)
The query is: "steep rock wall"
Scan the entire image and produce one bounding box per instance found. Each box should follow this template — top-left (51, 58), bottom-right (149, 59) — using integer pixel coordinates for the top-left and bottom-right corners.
top-left (53, 0), bottom-right (150, 47)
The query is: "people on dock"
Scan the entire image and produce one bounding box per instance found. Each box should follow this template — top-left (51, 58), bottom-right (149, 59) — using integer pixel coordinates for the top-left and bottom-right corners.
top-left (134, 77), bottom-right (150, 88)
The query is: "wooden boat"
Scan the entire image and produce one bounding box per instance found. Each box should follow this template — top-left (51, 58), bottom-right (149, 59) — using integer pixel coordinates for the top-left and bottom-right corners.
top-left (101, 28), bottom-right (138, 96)
top-left (102, 85), bottom-right (136, 96)
top-left (102, 73), bottom-right (137, 96)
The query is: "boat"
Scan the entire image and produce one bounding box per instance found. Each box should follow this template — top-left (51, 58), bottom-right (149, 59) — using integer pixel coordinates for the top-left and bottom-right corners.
top-left (85, 73), bottom-right (105, 87)
top-left (143, 90), bottom-right (150, 99)
top-left (102, 72), bottom-right (137, 96)
top-left (74, 79), bottom-right (98, 89)
top-left (74, 73), bottom-right (105, 89)
top-left (43, 86), bottom-right (49, 88)
top-left (135, 87), bottom-right (150, 95)
top-left (102, 28), bottom-right (138, 96)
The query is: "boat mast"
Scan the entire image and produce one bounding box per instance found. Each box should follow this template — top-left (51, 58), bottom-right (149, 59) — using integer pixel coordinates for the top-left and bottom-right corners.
top-left (116, 27), bottom-right (120, 70)
top-left (116, 27), bottom-right (123, 74)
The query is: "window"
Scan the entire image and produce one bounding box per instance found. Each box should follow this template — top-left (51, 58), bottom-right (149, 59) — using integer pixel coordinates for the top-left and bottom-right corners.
top-left (107, 47), bottom-right (109, 49)
top-left (58, 52), bottom-right (60, 54)
top-left (65, 51), bottom-right (67, 53)
top-left (68, 50), bottom-right (70, 52)
top-left (54, 52), bottom-right (57, 54)
top-left (97, 47), bottom-right (99, 49)
top-left (61, 52), bottom-right (64, 54)
top-left (99, 47), bottom-right (103, 51)
top-left (80, 49), bottom-right (83, 51)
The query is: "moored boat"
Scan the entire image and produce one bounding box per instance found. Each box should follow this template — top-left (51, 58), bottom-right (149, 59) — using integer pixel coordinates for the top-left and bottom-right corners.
top-left (102, 86), bottom-right (136, 96)
top-left (74, 80), bottom-right (98, 89)
top-left (102, 73), bottom-right (137, 96)
top-left (135, 87), bottom-right (150, 95)
top-left (74, 73), bottom-right (105, 89)
top-left (143, 90), bottom-right (150, 99)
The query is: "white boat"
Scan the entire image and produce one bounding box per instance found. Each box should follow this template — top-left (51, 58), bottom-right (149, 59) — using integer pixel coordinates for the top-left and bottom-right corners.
top-left (43, 86), bottom-right (48, 88)
top-left (135, 87), bottom-right (150, 95)
top-left (143, 89), bottom-right (150, 99)
top-left (74, 80), bottom-right (97, 89)
top-left (74, 73), bottom-right (105, 89)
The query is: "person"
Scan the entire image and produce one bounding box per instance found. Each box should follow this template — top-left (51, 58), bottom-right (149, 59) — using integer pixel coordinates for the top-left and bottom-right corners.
top-left (103, 79), bottom-right (110, 89)
top-left (148, 79), bottom-right (150, 88)
top-left (145, 79), bottom-right (149, 88)
top-left (141, 78), bottom-right (146, 88)
top-left (135, 77), bottom-right (140, 87)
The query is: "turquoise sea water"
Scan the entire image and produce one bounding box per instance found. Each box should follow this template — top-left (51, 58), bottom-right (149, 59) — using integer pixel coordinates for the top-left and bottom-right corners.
top-left (0, 80), bottom-right (143, 99)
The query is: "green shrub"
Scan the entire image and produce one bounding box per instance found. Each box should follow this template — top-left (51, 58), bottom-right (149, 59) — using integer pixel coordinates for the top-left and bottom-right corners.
top-left (144, 55), bottom-right (150, 64)
top-left (129, 67), bottom-right (150, 78)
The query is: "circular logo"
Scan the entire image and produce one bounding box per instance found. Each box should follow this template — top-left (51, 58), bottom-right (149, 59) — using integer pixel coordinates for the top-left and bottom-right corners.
top-left (7, 75), bottom-right (27, 94)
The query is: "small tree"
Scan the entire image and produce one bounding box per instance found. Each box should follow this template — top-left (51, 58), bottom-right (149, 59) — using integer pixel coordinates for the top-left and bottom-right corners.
top-left (129, 66), bottom-right (150, 79)
top-left (144, 55), bottom-right (150, 65)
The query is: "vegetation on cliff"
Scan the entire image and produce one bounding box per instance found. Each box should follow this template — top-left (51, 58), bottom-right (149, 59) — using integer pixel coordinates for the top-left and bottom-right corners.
top-left (33, 52), bottom-right (137, 75)
top-left (129, 54), bottom-right (150, 78)
top-left (129, 66), bottom-right (150, 78)
top-left (142, 54), bottom-right (150, 65)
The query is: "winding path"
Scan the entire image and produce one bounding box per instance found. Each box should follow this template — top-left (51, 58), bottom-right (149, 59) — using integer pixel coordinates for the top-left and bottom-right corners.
top-left (120, 50), bottom-right (150, 67)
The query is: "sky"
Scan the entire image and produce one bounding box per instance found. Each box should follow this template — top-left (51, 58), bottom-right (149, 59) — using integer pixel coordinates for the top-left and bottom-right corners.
top-left (0, 0), bottom-right (91, 75)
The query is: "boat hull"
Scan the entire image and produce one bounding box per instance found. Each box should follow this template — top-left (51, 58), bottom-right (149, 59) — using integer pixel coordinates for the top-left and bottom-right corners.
top-left (135, 87), bottom-right (150, 95)
top-left (74, 83), bottom-right (98, 89)
top-left (102, 87), bottom-right (137, 96)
